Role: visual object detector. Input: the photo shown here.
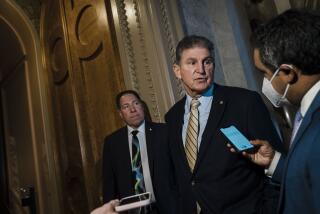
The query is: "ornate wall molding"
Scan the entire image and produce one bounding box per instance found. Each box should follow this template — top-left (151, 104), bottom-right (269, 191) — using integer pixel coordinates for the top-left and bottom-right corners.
top-left (159, 0), bottom-right (175, 64)
top-left (111, 0), bottom-right (185, 121)
top-left (159, 0), bottom-right (185, 99)
top-left (132, 0), bottom-right (160, 120)
top-left (115, 0), bottom-right (139, 91)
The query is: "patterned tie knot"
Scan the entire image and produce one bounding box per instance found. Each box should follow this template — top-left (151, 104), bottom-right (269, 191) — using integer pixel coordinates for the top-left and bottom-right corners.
top-left (295, 110), bottom-right (303, 123)
top-left (190, 98), bottom-right (200, 110)
top-left (289, 109), bottom-right (303, 147)
top-left (132, 130), bottom-right (139, 136)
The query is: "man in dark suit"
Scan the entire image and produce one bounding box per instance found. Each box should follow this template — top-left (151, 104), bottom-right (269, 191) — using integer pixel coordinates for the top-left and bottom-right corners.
top-left (165, 35), bottom-right (283, 214)
top-left (244, 9), bottom-right (320, 214)
top-left (102, 90), bottom-right (175, 214)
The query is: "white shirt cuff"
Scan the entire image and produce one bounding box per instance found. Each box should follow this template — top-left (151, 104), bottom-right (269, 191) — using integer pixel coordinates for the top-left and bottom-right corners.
top-left (265, 151), bottom-right (281, 177)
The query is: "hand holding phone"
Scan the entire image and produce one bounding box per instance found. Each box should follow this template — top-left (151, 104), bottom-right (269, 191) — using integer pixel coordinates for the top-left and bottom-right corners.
top-left (220, 125), bottom-right (254, 152)
top-left (115, 192), bottom-right (151, 212)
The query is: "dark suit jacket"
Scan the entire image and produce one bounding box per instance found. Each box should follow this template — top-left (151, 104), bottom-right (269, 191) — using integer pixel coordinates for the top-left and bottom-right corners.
top-left (276, 91), bottom-right (320, 214)
top-left (165, 84), bottom-right (283, 214)
top-left (102, 121), bottom-right (177, 214)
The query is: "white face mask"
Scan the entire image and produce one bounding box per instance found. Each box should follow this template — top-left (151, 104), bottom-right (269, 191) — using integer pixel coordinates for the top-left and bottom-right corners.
top-left (262, 68), bottom-right (290, 108)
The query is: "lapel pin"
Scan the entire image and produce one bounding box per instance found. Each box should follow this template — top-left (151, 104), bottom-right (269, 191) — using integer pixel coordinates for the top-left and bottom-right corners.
top-left (219, 101), bottom-right (224, 105)
top-left (149, 128), bottom-right (152, 131)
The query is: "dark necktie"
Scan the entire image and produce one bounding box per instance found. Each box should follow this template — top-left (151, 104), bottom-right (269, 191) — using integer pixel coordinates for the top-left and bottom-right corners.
top-left (131, 130), bottom-right (146, 194)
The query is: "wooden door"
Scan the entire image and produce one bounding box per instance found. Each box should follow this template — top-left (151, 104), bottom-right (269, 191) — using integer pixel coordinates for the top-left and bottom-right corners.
top-left (41, 0), bottom-right (125, 212)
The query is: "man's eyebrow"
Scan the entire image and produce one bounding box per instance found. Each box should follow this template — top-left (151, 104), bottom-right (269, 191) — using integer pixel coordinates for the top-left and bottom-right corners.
top-left (185, 56), bottom-right (212, 60)
top-left (185, 57), bottom-right (197, 60)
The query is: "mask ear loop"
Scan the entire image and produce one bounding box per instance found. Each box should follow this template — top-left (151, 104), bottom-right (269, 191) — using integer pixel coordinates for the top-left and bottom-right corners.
top-left (270, 68), bottom-right (281, 82)
top-left (281, 84), bottom-right (290, 99)
top-left (277, 64), bottom-right (294, 98)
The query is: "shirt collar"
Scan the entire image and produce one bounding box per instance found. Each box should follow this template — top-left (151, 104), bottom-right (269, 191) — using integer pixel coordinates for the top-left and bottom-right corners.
top-left (300, 80), bottom-right (320, 117)
top-left (186, 84), bottom-right (214, 112)
top-left (127, 121), bottom-right (146, 135)
top-left (202, 84), bottom-right (214, 97)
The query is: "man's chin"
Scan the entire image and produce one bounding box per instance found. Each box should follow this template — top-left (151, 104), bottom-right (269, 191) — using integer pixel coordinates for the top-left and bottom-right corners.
top-left (193, 85), bottom-right (210, 93)
top-left (129, 120), bottom-right (144, 128)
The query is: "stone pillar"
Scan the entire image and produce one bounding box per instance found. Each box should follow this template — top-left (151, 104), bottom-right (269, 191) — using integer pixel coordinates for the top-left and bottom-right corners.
top-left (178, 0), bottom-right (225, 86)
top-left (178, 0), bottom-right (256, 89)
top-left (110, 0), bottom-right (185, 121)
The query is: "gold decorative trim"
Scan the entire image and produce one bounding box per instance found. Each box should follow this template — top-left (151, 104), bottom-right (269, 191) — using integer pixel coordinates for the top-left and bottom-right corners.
top-left (115, 0), bottom-right (139, 91)
top-left (132, 0), bottom-right (161, 120)
top-left (159, 0), bottom-right (175, 64)
top-left (159, 0), bottom-right (185, 98)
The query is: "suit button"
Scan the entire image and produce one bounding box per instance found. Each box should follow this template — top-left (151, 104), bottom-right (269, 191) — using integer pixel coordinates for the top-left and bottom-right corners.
top-left (191, 180), bottom-right (195, 186)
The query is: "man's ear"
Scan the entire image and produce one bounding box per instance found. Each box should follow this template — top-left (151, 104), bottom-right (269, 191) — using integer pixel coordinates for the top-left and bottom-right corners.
top-left (118, 110), bottom-right (124, 120)
top-left (173, 63), bottom-right (181, 79)
top-left (279, 64), bottom-right (299, 84)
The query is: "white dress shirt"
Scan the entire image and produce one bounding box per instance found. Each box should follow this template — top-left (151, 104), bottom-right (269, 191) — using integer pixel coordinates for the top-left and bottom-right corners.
top-left (127, 122), bottom-right (156, 202)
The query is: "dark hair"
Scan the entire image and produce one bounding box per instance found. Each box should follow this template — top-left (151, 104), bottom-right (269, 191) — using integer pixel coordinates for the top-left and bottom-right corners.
top-left (115, 90), bottom-right (141, 109)
top-left (175, 35), bottom-right (215, 63)
top-left (251, 9), bottom-right (320, 75)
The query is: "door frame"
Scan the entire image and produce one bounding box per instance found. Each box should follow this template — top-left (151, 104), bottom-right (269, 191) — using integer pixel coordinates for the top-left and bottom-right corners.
top-left (0, 0), bottom-right (60, 213)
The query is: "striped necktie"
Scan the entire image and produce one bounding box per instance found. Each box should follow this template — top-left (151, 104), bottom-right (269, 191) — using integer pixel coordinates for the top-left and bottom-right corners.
top-left (131, 130), bottom-right (146, 194)
top-left (185, 98), bottom-right (200, 172)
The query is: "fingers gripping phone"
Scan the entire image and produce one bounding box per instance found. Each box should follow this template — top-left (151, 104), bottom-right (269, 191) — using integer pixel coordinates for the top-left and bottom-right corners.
top-left (220, 125), bottom-right (255, 152)
top-left (115, 192), bottom-right (151, 212)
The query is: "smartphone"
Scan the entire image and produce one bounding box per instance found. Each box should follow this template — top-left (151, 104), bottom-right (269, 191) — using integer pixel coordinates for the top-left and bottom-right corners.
top-left (115, 192), bottom-right (151, 212)
top-left (220, 125), bottom-right (255, 152)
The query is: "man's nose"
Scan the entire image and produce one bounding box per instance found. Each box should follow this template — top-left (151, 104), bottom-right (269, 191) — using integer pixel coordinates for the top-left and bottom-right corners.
top-left (129, 105), bottom-right (136, 112)
top-left (195, 62), bottom-right (205, 74)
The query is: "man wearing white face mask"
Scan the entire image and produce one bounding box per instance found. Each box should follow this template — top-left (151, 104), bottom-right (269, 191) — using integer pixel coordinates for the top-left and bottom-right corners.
top-left (262, 67), bottom-right (291, 108)
top-left (244, 9), bottom-right (320, 214)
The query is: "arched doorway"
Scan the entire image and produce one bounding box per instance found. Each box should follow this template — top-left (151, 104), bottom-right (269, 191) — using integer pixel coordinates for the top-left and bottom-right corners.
top-left (0, 0), bottom-right (59, 213)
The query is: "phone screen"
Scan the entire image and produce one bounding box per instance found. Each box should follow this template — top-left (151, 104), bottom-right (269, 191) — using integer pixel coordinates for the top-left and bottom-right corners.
top-left (220, 125), bottom-right (254, 152)
top-left (119, 192), bottom-right (150, 206)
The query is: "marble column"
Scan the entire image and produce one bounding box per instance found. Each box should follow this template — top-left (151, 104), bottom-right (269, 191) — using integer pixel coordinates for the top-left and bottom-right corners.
top-left (178, 0), bottom-right (256, 89)
top-left (177, 0), bottom-right (225, 86)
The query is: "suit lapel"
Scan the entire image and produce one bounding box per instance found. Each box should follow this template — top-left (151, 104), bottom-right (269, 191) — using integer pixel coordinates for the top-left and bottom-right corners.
top-left (173, 97), bottom-right (194, 176)
top-left (118, 127), bottom-right (135, 191)
top-left (145, 122), bottom-right (154, 177)
top-left (278, 91), bottom-right (320, 212)
top-left (290, 93), bottom-right (320, 151)
top-left (195, 84), bottom-right (227, 172)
